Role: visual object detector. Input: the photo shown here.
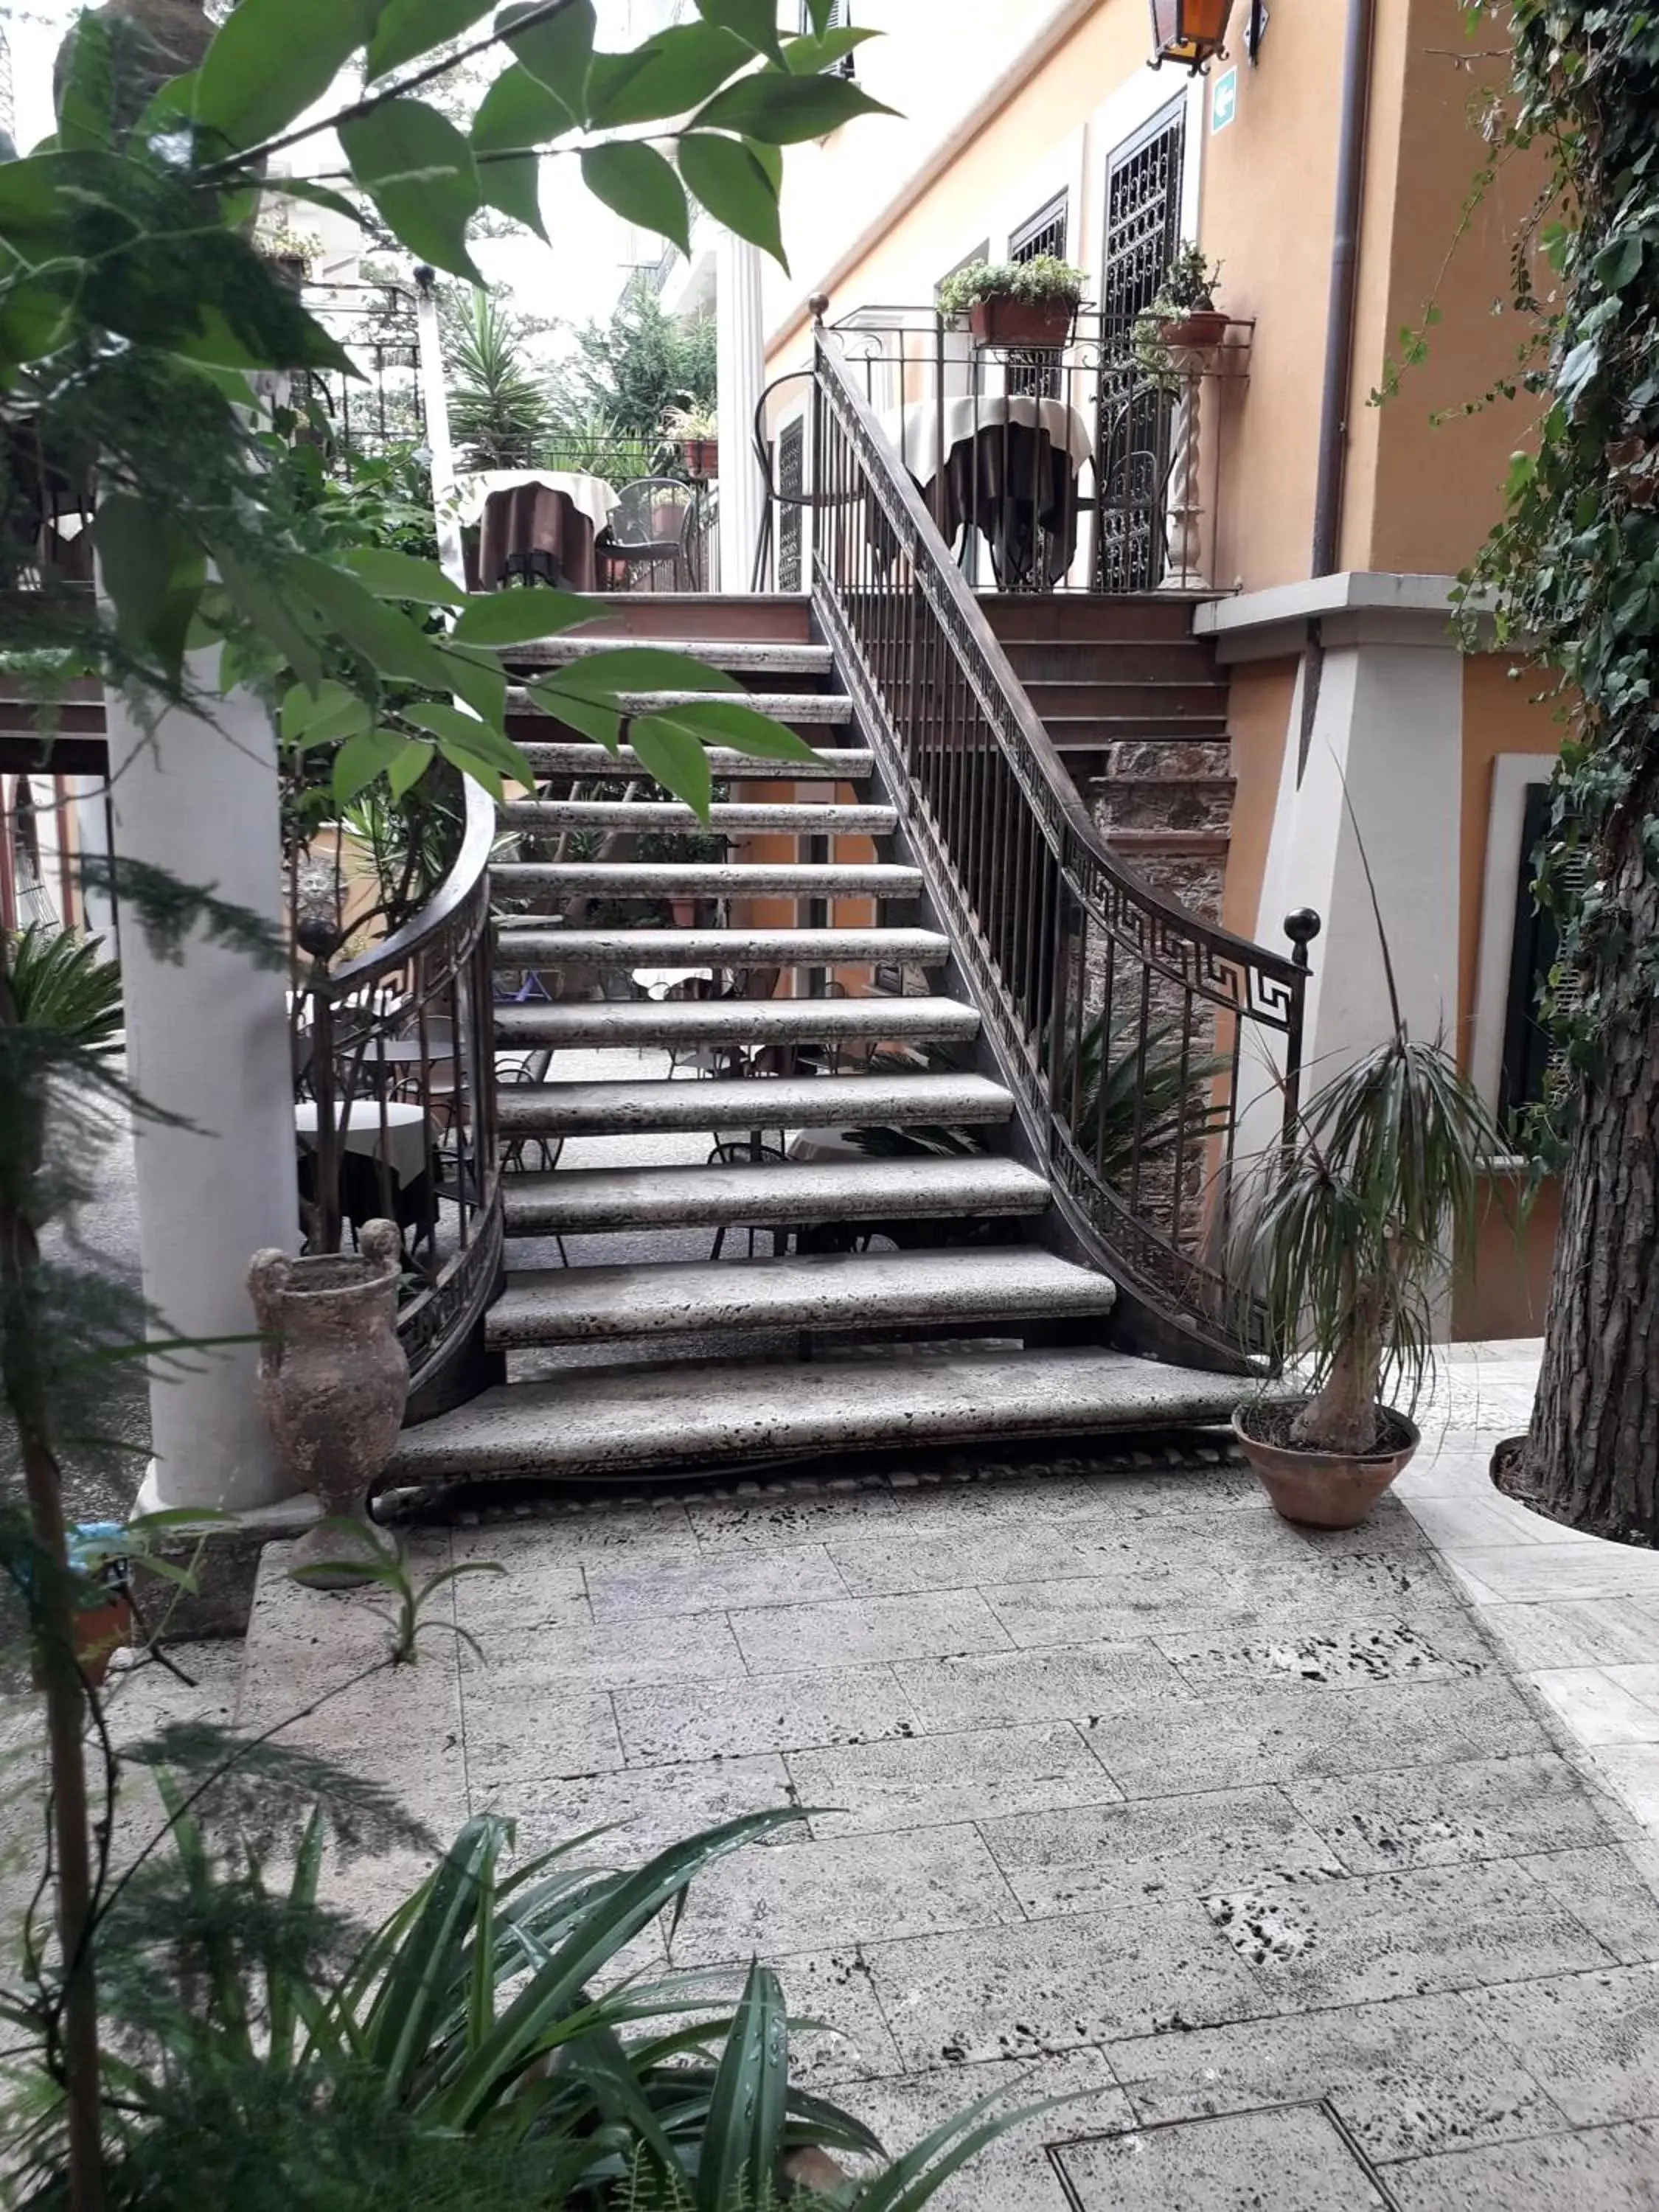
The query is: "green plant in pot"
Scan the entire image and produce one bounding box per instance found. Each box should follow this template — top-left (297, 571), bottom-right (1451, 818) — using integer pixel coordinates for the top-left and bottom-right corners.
top-left (662, 400), bottom-right (720, 481)
top-left (1133, 242), bottom-right (1227, 387)
top-left (936, 254), bottom-right (1088, 349)
top-left (1230, 910), bottom-right (1509, 1528)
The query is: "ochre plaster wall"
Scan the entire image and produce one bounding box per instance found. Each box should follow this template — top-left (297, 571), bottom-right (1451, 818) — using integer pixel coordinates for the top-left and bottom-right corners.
top-left (1218, 656), bottom-right (1298, 945)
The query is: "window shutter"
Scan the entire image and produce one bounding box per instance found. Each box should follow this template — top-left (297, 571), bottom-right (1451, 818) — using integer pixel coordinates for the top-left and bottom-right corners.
top-left (1499, 783), bottom-right (1587, 1124)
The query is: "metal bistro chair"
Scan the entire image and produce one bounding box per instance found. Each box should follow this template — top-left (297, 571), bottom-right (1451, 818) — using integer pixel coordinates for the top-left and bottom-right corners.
top-left (605, 479), bottom-right (701, 594)
top-left (707, 1135), bottom-right (792, 1262)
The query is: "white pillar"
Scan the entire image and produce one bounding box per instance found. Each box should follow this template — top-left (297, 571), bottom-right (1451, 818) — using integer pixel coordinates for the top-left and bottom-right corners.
top-left (108, 660), bottom-right (305, 1515)
top-left (73, 776), bottom-right (115, 941)
top-left (716, 229), bottom-right (767, 594)
top-left (414, 267), bottom-right (466, 588)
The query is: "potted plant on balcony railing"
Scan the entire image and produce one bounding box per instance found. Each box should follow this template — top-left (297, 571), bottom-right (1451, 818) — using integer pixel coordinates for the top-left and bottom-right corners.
top-left (936, 254), bottom-right (1088, 348)
top-left (663, 400), bottom-right (719, 480)
top-left (1229, 928), bottom-right (1508, 1528)
top-left (1133, 242), bottom-right (1228, 386)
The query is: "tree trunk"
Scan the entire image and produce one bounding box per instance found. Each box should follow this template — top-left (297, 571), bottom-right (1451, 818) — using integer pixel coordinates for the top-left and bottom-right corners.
top-left (1291, 1270), bottom-right (1386, 1456)
top-left (1525, 836), bottom-right (1659, 1541)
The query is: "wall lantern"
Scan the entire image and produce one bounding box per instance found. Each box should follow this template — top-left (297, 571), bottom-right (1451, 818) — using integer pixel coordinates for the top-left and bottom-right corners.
top-left (1148, 0), bottom-right (1237, 73)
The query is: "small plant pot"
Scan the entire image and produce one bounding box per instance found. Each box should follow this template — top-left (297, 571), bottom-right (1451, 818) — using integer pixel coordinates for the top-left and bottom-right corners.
top-left (681, 438), bottom-right (718, 479)
top-left (32, 1588), bottom-right (133, 1692)
top-left (1232, 1399), bottom-right (1420, 1530)
top-left (1159, 307), bottom-right (1228, 351)
top-left (669, 897), bottom-right (698, 927)
top-left (968, 296), bottom-right (1076, 349)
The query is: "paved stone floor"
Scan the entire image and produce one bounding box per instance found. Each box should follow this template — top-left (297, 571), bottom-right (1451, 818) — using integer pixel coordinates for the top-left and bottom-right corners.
top-left (181, 1349), bottom-right (1659, 2212)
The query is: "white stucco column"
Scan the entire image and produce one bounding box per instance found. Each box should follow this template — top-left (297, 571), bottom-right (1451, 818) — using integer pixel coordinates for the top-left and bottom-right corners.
top-left (109, 662), bottom-right (304, 1515)
top-left (716, 228), bottom-right (767, 594)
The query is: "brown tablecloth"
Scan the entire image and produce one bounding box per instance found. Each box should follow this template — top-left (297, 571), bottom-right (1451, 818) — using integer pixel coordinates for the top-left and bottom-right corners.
top-left (866, 420), bottom-right (1082, 589)
top-left (470, 483), bottom-right (602, 593)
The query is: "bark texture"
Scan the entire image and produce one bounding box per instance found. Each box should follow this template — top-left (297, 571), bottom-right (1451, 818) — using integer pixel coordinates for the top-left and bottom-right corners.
top-left (1525, 832), bottom-right (1659, 1543)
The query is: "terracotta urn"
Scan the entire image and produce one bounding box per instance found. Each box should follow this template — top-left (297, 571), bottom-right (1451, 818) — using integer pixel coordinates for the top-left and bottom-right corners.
top-left (1159, 307), bottom-right (1229, 350)
top-left (969, 296), bottom-right (1076, 348)
top-left (1232, 1401), bottom-right (1420, 1531)
top-left (248, 1220), bottom-right (408, 1582)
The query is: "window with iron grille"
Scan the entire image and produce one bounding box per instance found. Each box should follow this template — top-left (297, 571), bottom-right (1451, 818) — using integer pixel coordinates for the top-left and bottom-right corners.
top-left (1096, 99), bottom-right (1186, 591)
top-left (798, 0), bottom-right (855, 74)
top-left (1005, 190), bottom-right (1069, 399)
top-left (1500, 782), bottom-right (1587, 1124)
top-left (776, 417), bottom-right (804, 593)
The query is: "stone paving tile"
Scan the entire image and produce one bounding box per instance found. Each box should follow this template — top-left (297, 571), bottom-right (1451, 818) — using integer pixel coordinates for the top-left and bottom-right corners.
top-left (613, 1663), bottom-right (918, 1766)
top-left (893, 1641), bottom-right (1194, 1733)
top-left (865, 1902), bottom-right (1272, 2067)
top-left (1105, 1989), bottom-right (1568, 2164)
top-left (1461, 1596), bottom-right (1659, 1668)
top-left (1284, 1753), bottom-right (1618, 1874)
top-left (841, 2048), bottom-right (1134, 2212)
top-left (1452, 1543), bottom-right (1659, 1603)
top-left (981, 1572), bottom-right (1270, 1650)
top-left (1385, 2120), bottom-right (1659, 2210)
top-left (980, 1786), bottom-right (1343, 1919)
top-left (684, 1487), bottom-right (909, 1549)
top-left (1531, 1664), bottom-right (1659, 1744)
top-left (1085, 1674), bottom-right (1550, 1799)
top-left (886, 1465), bottom-right (1264, 1529)
top-left (459, 1613), bottom-right (745, 1693)
top-left (1052, 2103), bottom-right (1397, 2211)
top-left (729, 1590), bottom-right (1012, 1674)
top-left (787, 1722), bottom-right (1121, 1838)
top-left (1157, 1613), bottom-right (1489, 1694)
top-left (474, 1751), bottom-right (800, 1858)
top-left (764, 1947), bottom-right (906, 2087)
top-left (826, 1523), bottom-right (1100, 1597)
top-left (1202, 1859), bottom-right (1613, 2007)
top-left (454, 1504), bottom-right (700, 1568)
top-left (450, 1559), bottom-right (589, 1638)
top-left (246, 1657), bottom-right (470, 1836)
top-left (580, 1543), bottom-right (846, 1624)
top-left (459, 1669), bottom-right (624, 1792)
top-left (1516, 1843), bottom-right (1659, 1965)
top-left (1592, 1745), bottom-right (1659, 1829)
top-left (667, 1823), bottom-right (1022, 1964)
top-left (1467, 1963), bottom-right (1659, 2127)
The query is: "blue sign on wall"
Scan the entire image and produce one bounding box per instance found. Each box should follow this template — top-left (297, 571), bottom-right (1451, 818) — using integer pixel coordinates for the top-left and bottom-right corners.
top-left (1211, 66), bottom-right (1238, 133)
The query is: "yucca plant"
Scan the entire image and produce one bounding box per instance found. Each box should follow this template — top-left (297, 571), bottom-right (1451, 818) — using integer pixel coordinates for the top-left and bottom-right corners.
top-left (7, 926), bottom-right (122, 1057)
top-left (1231, 880), bottom-right (1509, 1458)
top-left (446, 291), bottom-right (554, 473)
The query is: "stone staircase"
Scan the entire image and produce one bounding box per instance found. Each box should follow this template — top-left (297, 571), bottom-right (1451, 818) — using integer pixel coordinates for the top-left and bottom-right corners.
top-left (388, 602), bottom-right (1247, 1487)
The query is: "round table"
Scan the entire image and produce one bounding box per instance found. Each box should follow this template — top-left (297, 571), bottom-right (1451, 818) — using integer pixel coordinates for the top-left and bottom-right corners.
top-left (294, 1097), bottom-right (428, 1188)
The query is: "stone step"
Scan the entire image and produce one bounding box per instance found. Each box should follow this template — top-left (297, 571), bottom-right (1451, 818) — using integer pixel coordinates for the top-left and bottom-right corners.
top-left (517, 743), bottom-right (873, 781)
top-left (491, 860), bottom-right (922, 899)
top-left (982, 593), bottom-right (1203, 642)
top-left (494, 992), bottom-right (978, 1051)
top-left (386, 1345), bottom-right (1242, 1482)
top-left (504, 1153), bottom-right (1048, 1234)
top-left (1025, 680), bottom-right (1231, 721)
top-left (501, 799), bottom-right (899, 834)
top-left (496, 1068), bottom-right (1013, 1138)
top-left (515, 636), bottom-right (835, 676)
top-left (1001, 639), bottom-right (1220, 684)
top-left (486, 1245), bottom-right (1115, 1349)
top-left (1045, 715), bottom-right (1230, 751)
top-left (495, 924), bottom-right (947, 969)
top-left (514, 688), bottom-right (855, 725)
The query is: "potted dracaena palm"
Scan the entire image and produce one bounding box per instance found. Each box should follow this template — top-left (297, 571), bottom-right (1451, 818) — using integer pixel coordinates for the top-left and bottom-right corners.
top-left (1230, 866), bottom-right (1509, 1528)
top-left (936, 254), bottom-right (1088, 349)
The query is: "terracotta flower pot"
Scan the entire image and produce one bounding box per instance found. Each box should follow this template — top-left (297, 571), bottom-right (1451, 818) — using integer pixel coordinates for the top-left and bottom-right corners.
top-left (72, 1591), bottom-right (133, 1687)
top-left (681, 437), bottom-right (718, 479)
top-left (1232, 1399), bottom-right (1420, 1530)
top-left (1160, 307), bottom-right (1229, 350)
top-left (968, 296), bottom-right (1076, 348)
top-left (248, 1220), bottom-right (408, 1583)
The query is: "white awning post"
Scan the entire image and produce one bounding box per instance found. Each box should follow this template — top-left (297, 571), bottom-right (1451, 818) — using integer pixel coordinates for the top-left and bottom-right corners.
top-left (716, 229), bottom-right (768, 592)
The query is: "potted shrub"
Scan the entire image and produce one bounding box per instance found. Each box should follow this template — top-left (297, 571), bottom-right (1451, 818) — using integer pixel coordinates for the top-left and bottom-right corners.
top-left (1133, 242), bottom-right (1228, 384)
top-left (1230, 976), bottom-right (1508, 1528)
top-left (936, 254), bottom-right (1088, 348)
top-left (662, 401), bottom-right (718, 479)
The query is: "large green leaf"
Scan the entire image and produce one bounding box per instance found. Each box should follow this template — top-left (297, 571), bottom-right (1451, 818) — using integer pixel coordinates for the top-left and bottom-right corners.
top-left (538, 647), bottom-right (740, 700)
top-left (57, 11), bottom-right (114, 151)
top-left (291, 553), bottom-right (459, 695)
top-left (523, 684), bottom-right (622, 753)
top-left (450, 590), bottom-right (600, 646)
top-left (783, 24), bottom-right (880, 74)
top-left (194, 0), bottom-right (375, 156)
top-left (344, 546), bottom-right (465, 607)
top-left (367, 0), bottom-right (495, 80)
top-left (627, 717), bottom-right (713, 820)
top-left (213, 544), bottom-right (324, 692)
top-left (696, 1962), bottom-right (789, 2212)
top-left (476, 147), bottom-right (546, 237)
top-left (580, 142), bottom-right (689, 254)
top-left (472, 60), bottom-right (573, 152)
top-left (678, 131), bottom-right (786, 268)
top-left (585, 22), bottom-right (751, 129)
top-left (692, 66), bottom-right (895, 142)
top-left (627, 696), bottom-right (818, 764)
top-left (340, 100), bottom-right (483, 284)
top-left (280, 681), bottom-right (372, 751)
top-left (334, 726), bottom-right (417, 802)
top-left (695, 0), bottom-right (785, 62)
top-left (499, 0), bottom-right (597, 123)
top-left (402, 701), bottom-right (534, 790)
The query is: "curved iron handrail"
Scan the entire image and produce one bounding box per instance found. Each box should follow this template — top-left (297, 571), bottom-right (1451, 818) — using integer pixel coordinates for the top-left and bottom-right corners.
top-left (810, 322), bottom-right (1304, 1366)
top-left (298, 773), bottom-right (501, 1413)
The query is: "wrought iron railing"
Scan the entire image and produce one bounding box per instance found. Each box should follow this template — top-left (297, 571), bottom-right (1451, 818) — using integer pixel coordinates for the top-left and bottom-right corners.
top-left (810, 323), bottom-right (1302, 1367)
top-left (761, 304), bottom-right (1249, 597)
top-left (291, 776), bottom-right (501, 1418)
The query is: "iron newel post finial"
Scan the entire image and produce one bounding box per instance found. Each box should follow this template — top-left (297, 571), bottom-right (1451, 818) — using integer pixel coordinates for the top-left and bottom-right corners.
top-left (1284, 908), bottom-right (1322, 972)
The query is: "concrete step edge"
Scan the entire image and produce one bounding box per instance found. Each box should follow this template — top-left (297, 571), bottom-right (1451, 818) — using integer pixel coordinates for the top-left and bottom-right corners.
top-left (503, 1153), bottom-right (1049, 1231)
top-left (495, 1069), bottom-right (1015, 1135)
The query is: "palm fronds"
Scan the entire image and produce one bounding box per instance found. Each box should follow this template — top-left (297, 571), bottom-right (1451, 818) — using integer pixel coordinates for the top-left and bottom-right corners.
top-left (7, 925), bottom-right (123, 1055)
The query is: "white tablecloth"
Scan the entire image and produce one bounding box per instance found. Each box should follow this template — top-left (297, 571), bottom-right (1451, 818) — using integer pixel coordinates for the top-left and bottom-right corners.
top-left (877, 395), bottom-right (1093, 488)
top-left (452, 468), bottom-right (619, 540)
top-left (294, 1099), bottom-right (428, 1188)
top-left (633, 966), bottom-right (715, 1000)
